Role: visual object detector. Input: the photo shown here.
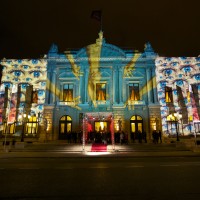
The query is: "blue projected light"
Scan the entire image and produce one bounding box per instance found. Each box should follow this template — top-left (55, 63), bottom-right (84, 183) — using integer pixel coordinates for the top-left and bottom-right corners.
top-left (14, 70), bottom-right (22, 76)
top-left (163, 68), bottom-right (173, 76)
top-left (33, 71), bottom-right (40, 77)
top-left (4, 82), bottom-right (11, 88)
top-left (158, 91), bottom-right (163, 96)
top-left (192, 74), bottom-right (200, 81)
top-left (159, 81), bottom-right (167, 88)
top-left (41, 82), bottom-right (46, 87)
top-left (26, 77), bottom-right (32, 82)
top-left (32, 59), bottom-right (38, 64)
top-left (38, 90), bottom-right (44, 96)
top-left (173, 90), bottom-right (177, 95)
top-left (160, 98), bottom-right (166, 104)
top-left (171, 62), bottom-right (179, 67)
top-left (38, 104), bottom-right (43, 110)
top-left (23, 65), bottom-right (29, 70)
top-left (29, 70), bottom-right (41, 78)
top-left (166, 58), bottom-right (172, 62)
top-left (161, 110), bottom-right (165, 115)
top-left (182, 66), bottom-right (191, 73)
top-left (21, 83), bottom-right (28, 89)
top-left (176, 80), bottom-right (183, 86)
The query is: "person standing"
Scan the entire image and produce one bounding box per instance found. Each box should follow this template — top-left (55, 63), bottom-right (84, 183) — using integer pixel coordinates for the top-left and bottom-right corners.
top-left (120, 131), bottom-right (124, 145)
top-left (138, 130), bottom-right (142, 143)
top-left (152, 130), bottom-right (157, 144)
top-left (158, 130), bottom-right (162, 143)
top-left (142, 130), bottom-right (147, 143)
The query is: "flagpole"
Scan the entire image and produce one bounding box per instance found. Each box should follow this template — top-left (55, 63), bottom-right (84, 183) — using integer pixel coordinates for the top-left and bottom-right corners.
top-left (91, 10), bottom-right (103, 32)
top-left (189, 83), bottom-right (196, 137)
top-left (100, 11), bottom-right (103, 32)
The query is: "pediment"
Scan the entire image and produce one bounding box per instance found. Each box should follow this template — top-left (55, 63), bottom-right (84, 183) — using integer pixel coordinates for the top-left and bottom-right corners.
top-left (124, 69), bottom-right (144, 78)
top-left (76, 42), bottom-right (126, 59)
top-left (58, 71), bottom-right (75, 78)
top-left (99, 71), bottom-right (111, 78)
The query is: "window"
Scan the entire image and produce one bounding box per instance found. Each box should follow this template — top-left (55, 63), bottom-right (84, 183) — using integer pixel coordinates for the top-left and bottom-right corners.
top-left (26, 114), bottom-right (38, 135)
top-left (129, 83), bottom-right (140, 101)
top-left (59, 115), bottom-right (72, 139)
top-left (192, 84), bottom-right (200, 106)
top-left (63, 84), bottom-right (73, 102)
top-left (165, 86), bottom-right (173, 103)
top-left (96, 83), bottom-right (106, 101)
top-left (130, 115), bottom-right (143, 139)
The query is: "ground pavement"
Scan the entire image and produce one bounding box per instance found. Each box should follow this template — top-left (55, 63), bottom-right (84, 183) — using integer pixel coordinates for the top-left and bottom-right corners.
top-left (1, 140), bottom-right (200, 158)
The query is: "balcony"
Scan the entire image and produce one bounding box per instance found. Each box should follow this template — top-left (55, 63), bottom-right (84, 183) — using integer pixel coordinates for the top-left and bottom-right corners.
top-left (127, 100), bottom-right (145, 105)
top-left (58, 101), bottom-right (76, 106)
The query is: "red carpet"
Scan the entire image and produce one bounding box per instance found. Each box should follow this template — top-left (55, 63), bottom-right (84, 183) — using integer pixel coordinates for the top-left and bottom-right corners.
top-left (91, 144), bottom-right (107, 152)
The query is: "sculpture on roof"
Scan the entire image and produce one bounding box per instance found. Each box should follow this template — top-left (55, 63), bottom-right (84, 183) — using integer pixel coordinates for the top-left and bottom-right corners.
top-left (144, 42), bottom-right (154, 52)
top-left (49, 43), bottom-right (58, 53)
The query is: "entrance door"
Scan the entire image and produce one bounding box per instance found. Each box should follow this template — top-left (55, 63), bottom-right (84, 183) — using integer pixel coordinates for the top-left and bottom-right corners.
top-left (94, 121), bottom-right (109, 143)
top-left (130, 115), bottom-right (143, 141)
top-left (59, 115), bottom-right (72, 140)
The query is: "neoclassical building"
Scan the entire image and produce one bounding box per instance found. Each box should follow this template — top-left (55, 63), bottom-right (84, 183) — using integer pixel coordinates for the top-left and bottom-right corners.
top-left (0, 32), bottom-right (160, 144)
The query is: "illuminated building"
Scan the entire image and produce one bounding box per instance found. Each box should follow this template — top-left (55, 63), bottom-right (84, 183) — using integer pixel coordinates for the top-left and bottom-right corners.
top-left (155, 57), bottom-right (200, 137)
top-left (0, 32), bottom-right (160, 143)
top-left (0, 59), bottom-right (47, 141)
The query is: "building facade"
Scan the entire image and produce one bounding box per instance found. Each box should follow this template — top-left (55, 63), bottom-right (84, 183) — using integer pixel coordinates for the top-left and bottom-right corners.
top-left (155, 56), bottom-right (200, 138)
top-left (0, 58), bottom-right (47, 141)
top-left (0, 32), bottom-right (160, 143)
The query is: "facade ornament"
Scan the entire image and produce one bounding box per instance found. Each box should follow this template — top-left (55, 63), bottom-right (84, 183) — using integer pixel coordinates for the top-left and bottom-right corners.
top-left (144, 42), bottom-right (154, 53)
top-left (48, 43), bottom-right (58, 54)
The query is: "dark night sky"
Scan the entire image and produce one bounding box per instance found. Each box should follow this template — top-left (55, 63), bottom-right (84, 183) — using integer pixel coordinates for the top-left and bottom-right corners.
top-left (0, 0), bottom-right (200, 59)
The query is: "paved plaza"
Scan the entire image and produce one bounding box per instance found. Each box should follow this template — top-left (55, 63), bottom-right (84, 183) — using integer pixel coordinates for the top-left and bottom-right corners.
top-left (1, 140), bottom-right (200, 158)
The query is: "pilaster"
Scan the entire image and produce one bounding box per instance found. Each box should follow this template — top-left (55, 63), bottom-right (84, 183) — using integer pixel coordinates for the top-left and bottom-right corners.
top-left (146, 68), bottom-right (153, 104)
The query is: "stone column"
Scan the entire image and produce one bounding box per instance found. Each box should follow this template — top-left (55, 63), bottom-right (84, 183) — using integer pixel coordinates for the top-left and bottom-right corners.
top-left (79, 70), bottom-right (84, 104)
top-left (51, 70), bottom-right (57, 104)
top-left (113, 66), bottom-right (117, 104)
top-left (152, 67), bottom-right (158, 103)
top-left (45, 71), bottom-right (51, 104)
top-left (118, 67), bottom-right (123, 104)
top-left (84, 68), bottom-right (89, 103)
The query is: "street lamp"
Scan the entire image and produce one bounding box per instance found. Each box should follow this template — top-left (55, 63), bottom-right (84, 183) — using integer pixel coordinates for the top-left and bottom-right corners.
top-left (174, 113), bottom-right (183, 133)
top-left (188, 116), bottom-right (193, 135)
top-left (174, 113), bottom-right (183, 139)
top-left (38, 112), bottom-right (42, 123)
top-left (20, 113), bottom-right (27, 142)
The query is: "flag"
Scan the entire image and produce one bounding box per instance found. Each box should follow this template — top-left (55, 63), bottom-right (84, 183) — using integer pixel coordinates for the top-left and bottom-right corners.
top-left (191, 84), bottom-right (200, 115)
top-left (187, 84), bottom-right (193, 105)
top-left (91, 10), bottom-right (102, 21)
top-left (176, 85), bottom-right (188, 123)
top-left (0, 65), bottom-right (3, 85)
top-left (189, 84), bottom-right (200, 121)
top-left (189, 84), bottom-right (193, 93)
top-left (16, 85), bottom-right (21, 108)
top-left (25, 85), bottom-right (33, 115)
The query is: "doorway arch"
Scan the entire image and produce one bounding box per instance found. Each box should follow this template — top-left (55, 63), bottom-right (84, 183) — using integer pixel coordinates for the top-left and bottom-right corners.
top-left (130, 115), bottom-right (143, 141)
top-left (59, 115), bottom-right (72, 140)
